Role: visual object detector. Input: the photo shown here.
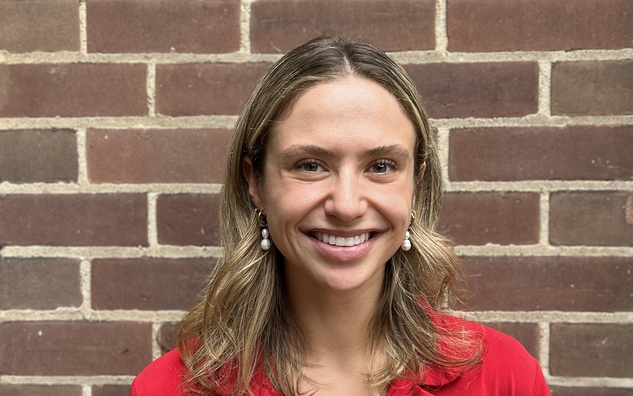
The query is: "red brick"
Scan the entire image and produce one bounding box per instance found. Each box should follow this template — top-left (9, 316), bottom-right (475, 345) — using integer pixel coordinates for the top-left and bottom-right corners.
top-left (0, 64), bottom-right (147, 117)
top-left (91, 258), bottom-right (215, 310)
top-left (87, 0), bottom-right (240, 54)
top-left (550, 387), bottom-right (633, 396)
top-left (403, 62), bottom-right (539, 118)
top-left (0, 194), bottom-right (148, 246)
top-left (87, 129), bottom-right (231, 183)
top-left (0, 321), bottom-right (152, 375)
top-left (550, 323), bottom-right (633, 377)
top-left (250, 0), bottom-right (435, 53)
top-left (552, 60), bottom-right (633, 116)
top-left (156, 63), bottom-right (271, 116)
top-left (483, 322), bottom-right (540, 360)
top-left (92, 385), bottom-right (132, 396)
top-left (0, 258), bottom-right (81, 310)
top-left (159, 322), bottom-right (180, 354)
top-left (0, 129), bottom-right (78, 183)
top-left (0, 385), bottom-right (82, 396)
top-left (0, 0), bottom-right (79, 53)
top-left (550, 192), bottom-right (633, 247)
top-left (447, 0), bottom-right (633, 52)
top-left (157, 194), bottom-right (221, 246)
top-left (438, 192), bottom-right (540, 245)
top-left (449, 126), bottom-right (633, 181)
top-left (464, 257), bottom-right (633, 312)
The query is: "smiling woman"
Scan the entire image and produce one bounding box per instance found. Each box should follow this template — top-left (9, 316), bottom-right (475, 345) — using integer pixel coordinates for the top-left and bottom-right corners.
top-left (130, 37), bottom-right (550, 396)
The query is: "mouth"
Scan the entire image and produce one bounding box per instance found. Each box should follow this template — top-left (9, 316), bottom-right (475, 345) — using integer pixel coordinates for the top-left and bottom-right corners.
top-left (311, 231), bottom-right (373, 247)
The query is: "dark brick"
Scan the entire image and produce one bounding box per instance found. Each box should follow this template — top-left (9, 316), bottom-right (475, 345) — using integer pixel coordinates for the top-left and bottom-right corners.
top-left (87, 129), bottom-right (231, 183)
top-left (483, 322), bottom-right (540, 360)
top-left (87, 0), bottom-right (240, 54)
top-left (403, 62), bottom-right (539, 118)
top-left (550, 386), bottom-right (633, 396)
top-left (438, 192), bottom-right (540, 245)
top-left (159, 322), bottom-right (180, 354)
top-left (0, 258), bottom-right (81, 310)
top-left (250, 0), bottom-right (435, 53)
top-left (0, 385), bottom-right (82, 396)
top-left (0, 321), bottom-right (152, 375)
top-left (464, 257), bottom-right (633, 312)
top-left (0, 64), bottom-right (147, 117)
top-left (91, 258), bottom-right (215, 310)
top-left (550, 192), bottom-right (633, 247)
top-left (157, 194), bottom-right (221, 246)
top-left (552, 60), bottom-right (633, 116)
top-left (0, 0), bottom-right (79, 53)
top-left (447, 0), bottom-right (633, 52)
top-left (0, 129), bottom-right (78, 183)
top-left (449, 126), bottom-right (633, 181)
top-left (92, 385), bottom-right (132, 396)
top-left (0, 194), bottom-right (148, 246)
top-left (156, 63), bottom-right (271, 116)
top-left (550, 323), bottom-right (633, 377)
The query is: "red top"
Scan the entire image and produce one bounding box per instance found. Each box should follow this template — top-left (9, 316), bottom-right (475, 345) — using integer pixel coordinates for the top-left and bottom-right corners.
top-left (130, 320), bottom-right (550, 396)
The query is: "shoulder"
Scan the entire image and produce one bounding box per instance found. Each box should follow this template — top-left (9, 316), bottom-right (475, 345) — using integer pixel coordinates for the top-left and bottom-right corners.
top-left (422, 317), bottom-right (550, 396)
top-left (130, 348), bottom-right (185, 396)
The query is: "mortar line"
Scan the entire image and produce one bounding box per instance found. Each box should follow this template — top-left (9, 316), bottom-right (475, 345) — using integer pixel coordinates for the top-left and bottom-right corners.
top-left (152, 322), bottom-right (163, 360)
top-left (537, 60), bottom-right (552, 117)
top-left (79, 1), bottom-right (88, 55)
top-left (539, 192), bottom-right (550, 247)
top-left (79, 260), bottom-right (92, 319)
top-left (538, 322), bottom-right (550, 377)
top-left (436, 127), bottom-right (451, 186)
top-left (240, 0), bottom-right (254, 53)
top-left (434, 0), bottom-right (448, 58)
top-left (147, 63), bottom-right (157, 117)
top-left (83, 385), bottom-right (92, 396)
top-left (76, 128), bottom-right (89, 187)
top-left (148, 193), bottom-right (160, 248)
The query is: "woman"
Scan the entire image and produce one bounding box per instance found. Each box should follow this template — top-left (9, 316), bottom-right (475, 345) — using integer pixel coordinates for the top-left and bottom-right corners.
top-left (131, 37), bottom-right (550, 396)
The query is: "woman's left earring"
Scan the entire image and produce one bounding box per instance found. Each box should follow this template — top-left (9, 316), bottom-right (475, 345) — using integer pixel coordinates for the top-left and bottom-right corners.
top-left (256, 209), bottom-right (271, 251)
top-left (401, 230), bottom-right (411, 251)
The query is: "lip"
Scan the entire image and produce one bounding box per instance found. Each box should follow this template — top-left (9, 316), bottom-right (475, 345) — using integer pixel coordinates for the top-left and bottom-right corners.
top-left (305, 229), bottom-right (379, 262)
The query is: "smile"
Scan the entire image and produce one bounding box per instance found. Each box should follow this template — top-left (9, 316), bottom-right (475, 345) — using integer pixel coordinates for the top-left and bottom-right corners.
top-left (312, 232), bottom-right (372, 247)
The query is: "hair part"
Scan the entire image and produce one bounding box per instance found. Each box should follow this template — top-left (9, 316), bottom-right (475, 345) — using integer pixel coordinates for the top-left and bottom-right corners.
top-left (178, 36), bottom-right (482, 396)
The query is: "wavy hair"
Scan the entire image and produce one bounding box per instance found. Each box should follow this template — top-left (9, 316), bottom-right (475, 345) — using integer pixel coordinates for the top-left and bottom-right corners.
top-left (178, 37), bottom-right (482, 396)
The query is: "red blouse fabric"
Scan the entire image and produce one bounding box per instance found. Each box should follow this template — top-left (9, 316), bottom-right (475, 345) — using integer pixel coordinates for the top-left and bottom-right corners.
top-left (130, 320), bottom-right (551, 396)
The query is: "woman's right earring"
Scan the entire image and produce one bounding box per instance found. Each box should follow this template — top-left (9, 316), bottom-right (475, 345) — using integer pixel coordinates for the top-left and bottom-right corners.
top-left (401, 230), bottom-right (411, 251)
top-left (256, 209), bottom-right (271, 251)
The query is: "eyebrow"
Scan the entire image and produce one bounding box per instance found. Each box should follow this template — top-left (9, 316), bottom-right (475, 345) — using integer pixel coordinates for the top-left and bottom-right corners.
top-left (281, 144), bottom-right (411, 160)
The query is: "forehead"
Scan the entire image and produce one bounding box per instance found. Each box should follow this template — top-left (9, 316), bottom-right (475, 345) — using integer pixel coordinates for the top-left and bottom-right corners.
top-left (269, 76), bottom-right (416, 152)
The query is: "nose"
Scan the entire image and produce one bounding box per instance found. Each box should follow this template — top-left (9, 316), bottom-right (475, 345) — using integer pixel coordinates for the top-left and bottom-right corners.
top-left (324, 169), bottom-right (368, 222)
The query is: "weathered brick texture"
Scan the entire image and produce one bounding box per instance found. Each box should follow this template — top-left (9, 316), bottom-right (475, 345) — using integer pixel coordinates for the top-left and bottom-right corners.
top-left (550, 192), bottom-right (633, 247)
top-left (550, 387), bottom-right (633, 396)
top-left (91, 258), bottom-right (215, 310)
top-left (0, 385), bottom-right (82, 396)
top-left (550, 324), bottom-right (633, 377)
top-left (449, 126), bottom-right (633, 181)
top-left (157, 194), bottom-right (222, 246)
top-left (0, 258), bottom-right (81, 310)
top-left (250, 0), bottom-right (435, 53)
top-left (438, 193), bottom-right (540, 245)
top-left (92, 385), bottom-right (132, 396)
top-left (0, 322), bottom-right (152, 375)
top-left (0, 64), bottom-right (147, 117)
top-left (0, 129), bottom-right (78, 183)
top-left (0, 194), bottom-right (148, 246)
top-left (404, 62), bottom-right (539, 119)
top-left (87, 129), bottom-right (231, 183)
top-left (552, 60), bottom-right (633, 116)
top-left (464, 257), bottom-right (633, 311)
top-left (156, 63), bottom-right (271, 116)
top-left (87, 0), bottom-right (241, 54)
top-left (159, 322), bottom-right (180, 354)
top-left (0, 0), bottom-right (79, 53)
top-left (447, 0), bottom-right (633, 52)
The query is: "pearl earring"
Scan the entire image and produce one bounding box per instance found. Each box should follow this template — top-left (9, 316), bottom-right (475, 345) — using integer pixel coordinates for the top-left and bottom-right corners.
top-left (401, 211), bottom-right (415, 252)
top-left (256, 209), bottom-right (271, 251)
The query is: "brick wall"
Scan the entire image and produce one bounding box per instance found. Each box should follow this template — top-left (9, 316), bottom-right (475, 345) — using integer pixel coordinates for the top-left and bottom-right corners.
top-left (0, 0), bottom-right (631, 395)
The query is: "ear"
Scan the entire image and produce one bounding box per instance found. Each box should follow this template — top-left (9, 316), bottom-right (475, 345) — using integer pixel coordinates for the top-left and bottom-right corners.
top-left (243, 156), bottom-right (265, 211)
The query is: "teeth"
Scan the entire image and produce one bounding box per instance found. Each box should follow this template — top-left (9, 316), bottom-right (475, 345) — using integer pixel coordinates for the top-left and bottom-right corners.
top-left (314, 232), bottom-right (371, 247)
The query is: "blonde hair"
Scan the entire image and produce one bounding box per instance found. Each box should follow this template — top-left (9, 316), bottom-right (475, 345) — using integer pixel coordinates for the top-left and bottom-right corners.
top-left (178, 37), bottom-right (481, 396)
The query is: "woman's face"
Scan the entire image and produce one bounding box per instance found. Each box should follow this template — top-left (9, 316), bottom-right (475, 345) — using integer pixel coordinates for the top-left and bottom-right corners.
top-left (246, 75), bottom-right (418, 295)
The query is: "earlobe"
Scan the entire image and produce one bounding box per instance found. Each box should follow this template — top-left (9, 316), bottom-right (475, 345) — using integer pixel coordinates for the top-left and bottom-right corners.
top-left (243, 156), bottom-right (265, 210)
